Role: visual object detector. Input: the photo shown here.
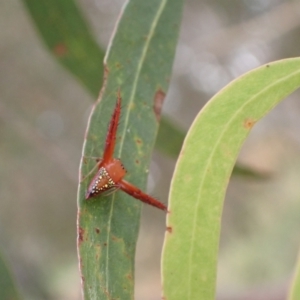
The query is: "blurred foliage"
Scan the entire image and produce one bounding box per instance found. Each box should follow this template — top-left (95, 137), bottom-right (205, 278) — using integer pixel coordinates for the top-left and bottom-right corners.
top-left (23, 0), bottom-right (105, 95)
top-left (0, 252), bottom-right (20, 300)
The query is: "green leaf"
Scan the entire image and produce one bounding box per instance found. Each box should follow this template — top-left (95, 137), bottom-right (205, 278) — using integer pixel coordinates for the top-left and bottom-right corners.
top-left (23, 0), bottom-right (105, 95)
top-left (77, 1), bottom-right (183, 299)
top-left (288, 251), bottom-right (300, 300)
top-left (161, 58), bottom-right (300, 300)
top-left (0, 252), bottom-right (20, 300)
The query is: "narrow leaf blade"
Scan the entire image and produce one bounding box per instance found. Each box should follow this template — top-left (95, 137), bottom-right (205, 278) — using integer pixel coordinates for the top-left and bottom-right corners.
top-left (77, 1), bottom-right (183, 299)
top-left (22, 0), bottom-right (105, 95)
top-left (162, 58), bottom-right (300, 300)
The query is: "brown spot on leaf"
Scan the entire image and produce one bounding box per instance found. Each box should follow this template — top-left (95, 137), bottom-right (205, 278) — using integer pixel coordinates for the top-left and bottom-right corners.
top-left (179, 149), bottom-right (185, 158)
top-left (104, 65), bottom-right (109, 77)
top-left (135, 159), bottom-right (140, 164)
top-left (243, 118), bottom-right (256, 129)
top-left (126, 274), bottom-right (132, 280)
top-left (112, 235), bottom-right (122, 243)
top-left (78, 227), bottom-right (85, 244)
top-left (53, 43), bottom-right (68, 57)
top-left (95, 228), bottom-right (100, 234)
top-left (153, 88), bottom-right (166, 121)
top-left (166, 226), bottom-right (173, 233)
top-left (103, 242), bottom-right (107, 246)
top-left (136, 138), bottom-right (142, 145)
top-left (96, 65), bottom-right (109, 106)
top-left (95, 244), bottom-right (101, 259)
top-left (103, 289), bottom-right (113, 299)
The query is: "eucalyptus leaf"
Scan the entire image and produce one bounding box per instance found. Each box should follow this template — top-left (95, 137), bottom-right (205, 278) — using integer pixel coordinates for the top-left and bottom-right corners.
top-left (162, 58), bottom-right (300, 300)
top-left (77, 1), bottom-right (183, 299)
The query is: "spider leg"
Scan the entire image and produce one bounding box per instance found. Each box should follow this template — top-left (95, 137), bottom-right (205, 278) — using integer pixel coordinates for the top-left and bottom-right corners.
top-left (102, 186), bottom-right (120, 197)
top-left (80, 161), bottom-right (101, 182)
top-left (118, 179), bottom-right (167, 211)
top-left (85, 156), bottom-right (101, 161)
top-left (82, 156), bottom-right (101, 162)
top-left (102, 90), bottom-right (122, 164)
top-left (83, 91), bottom-right (121, 187)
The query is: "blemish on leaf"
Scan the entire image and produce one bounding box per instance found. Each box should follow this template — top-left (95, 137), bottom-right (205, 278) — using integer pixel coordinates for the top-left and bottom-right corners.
top-left (104, 65), bottom-right (109, 77)
top-left (95, 244), bottom-right (101, 260)
top-left (136, 138), bottom-right (142, 145)
top-left (266, 64), bottom-right (270, 68)
top-left (126, 274), bottom-right (132, 280)
top-left (95, 228), bottom-right (100, 234)
top-left (166, 226), bottom-right (173, 233)
top-left (135, 159), bottom-right (140, 164)
top-left (243, 118), bottom-right (256, 129)
top-left (96, 65), bottom-right (109, 105)
top-left (112, 235), bottom-right (121, 242)
top-left (53, 43), bottom-right (68, 57)
top-left (103, 289), bottom-right (113, 299)
top-left (103, 242), bottom-right (107, 246)
top-left (179, 149), bottom-right (185, 158)
top-left (78, 227), bottom-right (85, 244)
top-left (153, 88), bottom-right (166, 121)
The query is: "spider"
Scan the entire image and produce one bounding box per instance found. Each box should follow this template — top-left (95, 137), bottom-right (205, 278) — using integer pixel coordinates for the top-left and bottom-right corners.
top-left (85, 91), bottom-right (167, 212)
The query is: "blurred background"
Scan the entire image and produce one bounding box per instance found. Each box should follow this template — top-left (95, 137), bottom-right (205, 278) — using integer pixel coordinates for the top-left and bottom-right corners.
top-left (1, 0), bottom-right (300, 299)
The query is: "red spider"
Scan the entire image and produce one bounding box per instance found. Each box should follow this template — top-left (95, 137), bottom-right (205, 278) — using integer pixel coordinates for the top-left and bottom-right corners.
top-left (85, 92), bottom-right (167, 212)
